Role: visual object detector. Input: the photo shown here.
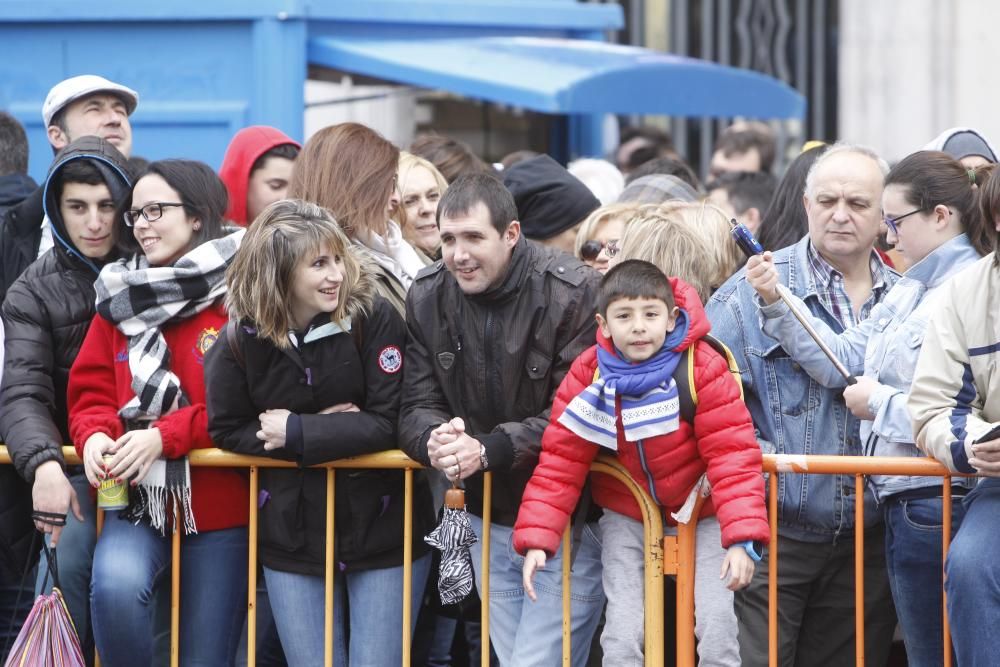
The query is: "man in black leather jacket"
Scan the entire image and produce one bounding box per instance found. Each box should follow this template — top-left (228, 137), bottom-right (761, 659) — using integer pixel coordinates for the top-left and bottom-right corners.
top-left (399, 173), bottom-right (604, 666)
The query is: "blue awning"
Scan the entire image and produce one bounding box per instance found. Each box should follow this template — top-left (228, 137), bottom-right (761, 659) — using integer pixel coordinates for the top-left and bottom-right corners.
top-left (308, 35), bottom-right (805, 119)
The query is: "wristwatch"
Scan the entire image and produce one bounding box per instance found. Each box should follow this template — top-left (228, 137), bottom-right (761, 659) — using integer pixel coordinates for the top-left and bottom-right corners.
top-left (479, 443), bottom-right (489, 471)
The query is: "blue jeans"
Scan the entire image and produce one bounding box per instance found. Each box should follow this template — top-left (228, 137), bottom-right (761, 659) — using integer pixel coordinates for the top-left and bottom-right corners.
top-left (468, 515), bottom-right (604, 667)
top-left (945, 479), bottom-right (1000, 667)
top-left (264, 553), bottom-right (431, 667)
top-left (883, 492), bottom-right (965, 667)
top-left (90, 514), bottom-right (247, 667)
top-left (36, 473), bottom-right (96, 647)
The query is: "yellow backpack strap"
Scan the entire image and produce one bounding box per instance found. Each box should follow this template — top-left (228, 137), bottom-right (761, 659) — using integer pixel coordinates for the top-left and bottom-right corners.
top-left (699, 334), bottom-right (745, 401)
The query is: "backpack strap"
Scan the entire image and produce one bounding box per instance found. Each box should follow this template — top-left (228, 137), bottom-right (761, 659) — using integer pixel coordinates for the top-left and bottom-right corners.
top-left (672, 334), bottom-right (744, 425)
top-left (673, 347), bottom-right (696, 425)
top-left (225, 319), bottom-right (245, 370)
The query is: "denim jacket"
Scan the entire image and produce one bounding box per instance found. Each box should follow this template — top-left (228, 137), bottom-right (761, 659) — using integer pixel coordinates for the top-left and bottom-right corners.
top-left (706, 237), bottom-right (899, 542)
top-left (758, 235), bottom-right (980, 499)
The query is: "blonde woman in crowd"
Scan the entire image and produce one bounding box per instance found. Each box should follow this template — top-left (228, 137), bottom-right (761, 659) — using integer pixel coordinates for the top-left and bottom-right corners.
top-left (395, 151), bottom-right (447, 261)
top-left (573, 202), bottom-right (640, 274)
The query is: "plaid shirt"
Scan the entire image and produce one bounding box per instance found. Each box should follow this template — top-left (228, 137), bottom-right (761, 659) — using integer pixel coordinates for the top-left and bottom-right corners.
top-left (806, 242), bottom-right (892, 328)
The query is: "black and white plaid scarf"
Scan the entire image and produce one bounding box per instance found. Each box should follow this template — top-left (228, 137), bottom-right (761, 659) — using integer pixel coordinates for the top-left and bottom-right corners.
top-left (94, 228), bottom-right (244, 533)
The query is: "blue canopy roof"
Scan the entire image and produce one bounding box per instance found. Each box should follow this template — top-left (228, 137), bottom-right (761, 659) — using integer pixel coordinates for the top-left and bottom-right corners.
top-left (308, 35), bottom-right (805, 119)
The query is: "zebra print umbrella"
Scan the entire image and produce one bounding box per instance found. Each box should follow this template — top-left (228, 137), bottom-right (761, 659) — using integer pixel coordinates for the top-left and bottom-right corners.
top-left (424, 487), bottom-right (478, 605)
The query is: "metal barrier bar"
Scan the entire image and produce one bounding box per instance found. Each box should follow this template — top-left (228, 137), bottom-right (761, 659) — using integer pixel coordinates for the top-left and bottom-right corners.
top-left (247, 466), bottom-right (259, 667)
top-left (562, 524), bottom-right (572, 666)
top-left (480, 471), bottom-right (492, 667)
top-left (402, 468), bottom-right (414, 667)
top-left (171, 506), bottom-right (181, 667)
top-left (767, 473), bottom-right (779, 667)
top-left (854, 474), bottom-right (864, 666)
top-left (590, 457), bottom-right (666, 665)
top-left (325, 468), bottom-right (335, 666)
top-left (942, 478), bottom-right (953, 667)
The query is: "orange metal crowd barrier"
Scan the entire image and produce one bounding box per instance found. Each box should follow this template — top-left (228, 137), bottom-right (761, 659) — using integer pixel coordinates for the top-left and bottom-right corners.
top-left (6, 447), bottom-right (964, 666)
top-left (0, 446), bottom-right (679, 666)
top-left (761, 454), bottom-right (971, 667)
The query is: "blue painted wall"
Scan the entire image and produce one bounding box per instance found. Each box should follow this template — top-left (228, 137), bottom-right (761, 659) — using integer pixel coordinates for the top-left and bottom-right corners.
top-left (0, 1), bottom-right (621, 180)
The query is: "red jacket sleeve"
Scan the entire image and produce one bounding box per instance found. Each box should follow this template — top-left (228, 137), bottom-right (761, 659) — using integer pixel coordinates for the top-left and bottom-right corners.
top-left (513, 348), bottom-right (600, 557)
top-left (155, 405), bottom-right (212, 458)
top-left (691, 341), bottom-right (770, 547)
top-left (68, 316), bottom-right (125, 454)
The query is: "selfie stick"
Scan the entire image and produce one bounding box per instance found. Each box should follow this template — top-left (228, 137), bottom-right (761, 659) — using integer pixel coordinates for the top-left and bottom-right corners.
top-left (729, 220), bottom-right (857, 385)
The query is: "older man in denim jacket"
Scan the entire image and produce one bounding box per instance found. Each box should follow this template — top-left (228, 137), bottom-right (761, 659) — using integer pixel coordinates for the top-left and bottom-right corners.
top-left (707, 143), bottom-right (899, 667)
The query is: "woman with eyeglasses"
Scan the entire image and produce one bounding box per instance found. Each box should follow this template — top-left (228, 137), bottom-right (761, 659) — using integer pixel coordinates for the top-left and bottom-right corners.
top-left (573, 202), bottom-right (639, 274)
top-left (67, 159), bottom-right (248, 666)
top-left (745, 150), bottom-right (989, 666)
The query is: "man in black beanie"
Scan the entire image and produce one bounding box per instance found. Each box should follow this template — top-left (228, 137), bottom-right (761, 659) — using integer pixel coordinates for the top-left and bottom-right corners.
top-left (503, 154), bottom-right (600, 255)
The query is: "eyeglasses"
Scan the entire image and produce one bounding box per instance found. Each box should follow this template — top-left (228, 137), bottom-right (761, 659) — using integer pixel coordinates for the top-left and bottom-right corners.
top-left (124, 202), bottom-right (185, 227)
top-left (580, 239), bottom-right (621, 262)
top-left (882, 208), bottom-right (923, 235)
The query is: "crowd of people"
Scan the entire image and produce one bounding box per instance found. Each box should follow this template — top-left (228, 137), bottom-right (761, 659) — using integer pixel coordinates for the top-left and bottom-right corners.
top-left (1, 73), bottom-right (1000, 667)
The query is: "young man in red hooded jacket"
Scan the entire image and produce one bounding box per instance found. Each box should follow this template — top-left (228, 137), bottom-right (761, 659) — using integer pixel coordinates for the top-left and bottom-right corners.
top-left (218, 125), bottom-right (300, 226)
top-left (514, 259), bottom-right (769, 666)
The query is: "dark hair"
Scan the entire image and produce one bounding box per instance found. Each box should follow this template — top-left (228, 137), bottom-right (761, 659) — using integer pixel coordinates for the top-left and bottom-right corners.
top-left (250, 143), bottom-right (300, 175)
top-left (757, 144), bottom-right (829, 251)
top-left (53, 159), bottom-right (106, 204)
top-left (410, 133), bottom-right (492, 183)
top-left (713, 126), bottom-right (776, 173)
top-left (118, 159), bottom-right (228, 257)
top-left (0, 111), bottom-right (29, 176)
top-left (625, 156), bottom-right (701, 191)
top-left (617, 126), bottom-right (676, 172)
top-left (707, 171), bottom-right (778, 217)
top-left (125, 155), bottom-right (149, 181)
top-left (437, 172), bottom-right (515, 236)
top-left (885, 150), bottom-right (989, 256)
top-left (598, 259), bottom-right (675, 316)
top-left (977, 165), bottom-right (1000, 261)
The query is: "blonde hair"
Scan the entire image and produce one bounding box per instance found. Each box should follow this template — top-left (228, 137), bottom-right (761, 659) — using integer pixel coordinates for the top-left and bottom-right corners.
top-left (659, 201), bottom-right (744, 289)
top-left (617, 209), bottom-right (717, 303)
top-left (226, 199), bottom-right (362, 349)
top-left (573, 202), bottom-right (641, 259)
top-left (393, 152), bottom-right (448, 233)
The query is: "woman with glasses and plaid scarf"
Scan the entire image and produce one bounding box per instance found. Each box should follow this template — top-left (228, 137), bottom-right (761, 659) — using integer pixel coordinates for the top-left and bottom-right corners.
top-left (67, 159), bottom-right (249, 666)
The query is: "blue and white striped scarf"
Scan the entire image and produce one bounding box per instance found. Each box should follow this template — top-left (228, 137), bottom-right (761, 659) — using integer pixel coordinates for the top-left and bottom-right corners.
top-left (558, 312), bottom-right (689, 451)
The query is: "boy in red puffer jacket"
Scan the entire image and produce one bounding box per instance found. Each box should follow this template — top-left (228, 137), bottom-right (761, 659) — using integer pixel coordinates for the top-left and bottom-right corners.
top-left (513, 259), bottom-right (769, 666)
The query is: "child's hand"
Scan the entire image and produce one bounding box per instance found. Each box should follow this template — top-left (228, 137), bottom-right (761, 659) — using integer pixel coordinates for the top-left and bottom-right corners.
top-left (522, 549), bottom-right (547, 602)
top-left (720, 546), bottom-right (755, 591)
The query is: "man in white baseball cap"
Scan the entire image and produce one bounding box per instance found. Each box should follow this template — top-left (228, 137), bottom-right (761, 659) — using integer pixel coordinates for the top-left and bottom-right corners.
top-left (1, 75), bottom-right (139, 300)
top-left (42, 74), bottom-right (139, 158)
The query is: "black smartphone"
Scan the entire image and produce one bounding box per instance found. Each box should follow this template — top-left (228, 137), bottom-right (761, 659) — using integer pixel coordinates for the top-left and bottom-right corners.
top-left (974, 424), bottom-right (1000, 444)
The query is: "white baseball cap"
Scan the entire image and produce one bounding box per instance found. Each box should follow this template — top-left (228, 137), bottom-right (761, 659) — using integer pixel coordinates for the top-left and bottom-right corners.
top-left (42, 75), bottom-right (139, 127)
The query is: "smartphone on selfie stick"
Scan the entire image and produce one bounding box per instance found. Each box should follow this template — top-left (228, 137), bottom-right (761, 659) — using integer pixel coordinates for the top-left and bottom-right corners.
top-left (729, 219), bottom-right (857, 386)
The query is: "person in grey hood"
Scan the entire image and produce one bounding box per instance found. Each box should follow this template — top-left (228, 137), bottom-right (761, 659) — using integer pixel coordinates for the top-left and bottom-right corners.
top-left (0, 135), bottom-right (131, 651)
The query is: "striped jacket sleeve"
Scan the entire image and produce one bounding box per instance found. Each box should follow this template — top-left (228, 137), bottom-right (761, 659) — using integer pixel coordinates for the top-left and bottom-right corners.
top-left (909, 278), bottom-right (992, 473)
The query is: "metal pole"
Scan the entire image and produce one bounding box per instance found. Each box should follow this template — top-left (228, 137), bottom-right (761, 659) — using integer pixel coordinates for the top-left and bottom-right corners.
top-left (247, 466), bottom-right (259, 667)
top-left (773, 283), bottom-right (856, 384)
top-left (325, 470), bottom-right (335, 666)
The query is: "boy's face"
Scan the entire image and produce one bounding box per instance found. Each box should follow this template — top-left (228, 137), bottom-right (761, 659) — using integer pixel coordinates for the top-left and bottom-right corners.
top-left (247, 156), bottom-right (294, 224)
top-left (59, 181), bottom-right (117, 259)
top-left (597, 297), bottom-right (678, 363)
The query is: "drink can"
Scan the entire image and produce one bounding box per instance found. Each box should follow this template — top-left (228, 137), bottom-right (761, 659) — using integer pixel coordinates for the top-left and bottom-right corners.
top-left (98, 455), bottom-right (129, 510)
